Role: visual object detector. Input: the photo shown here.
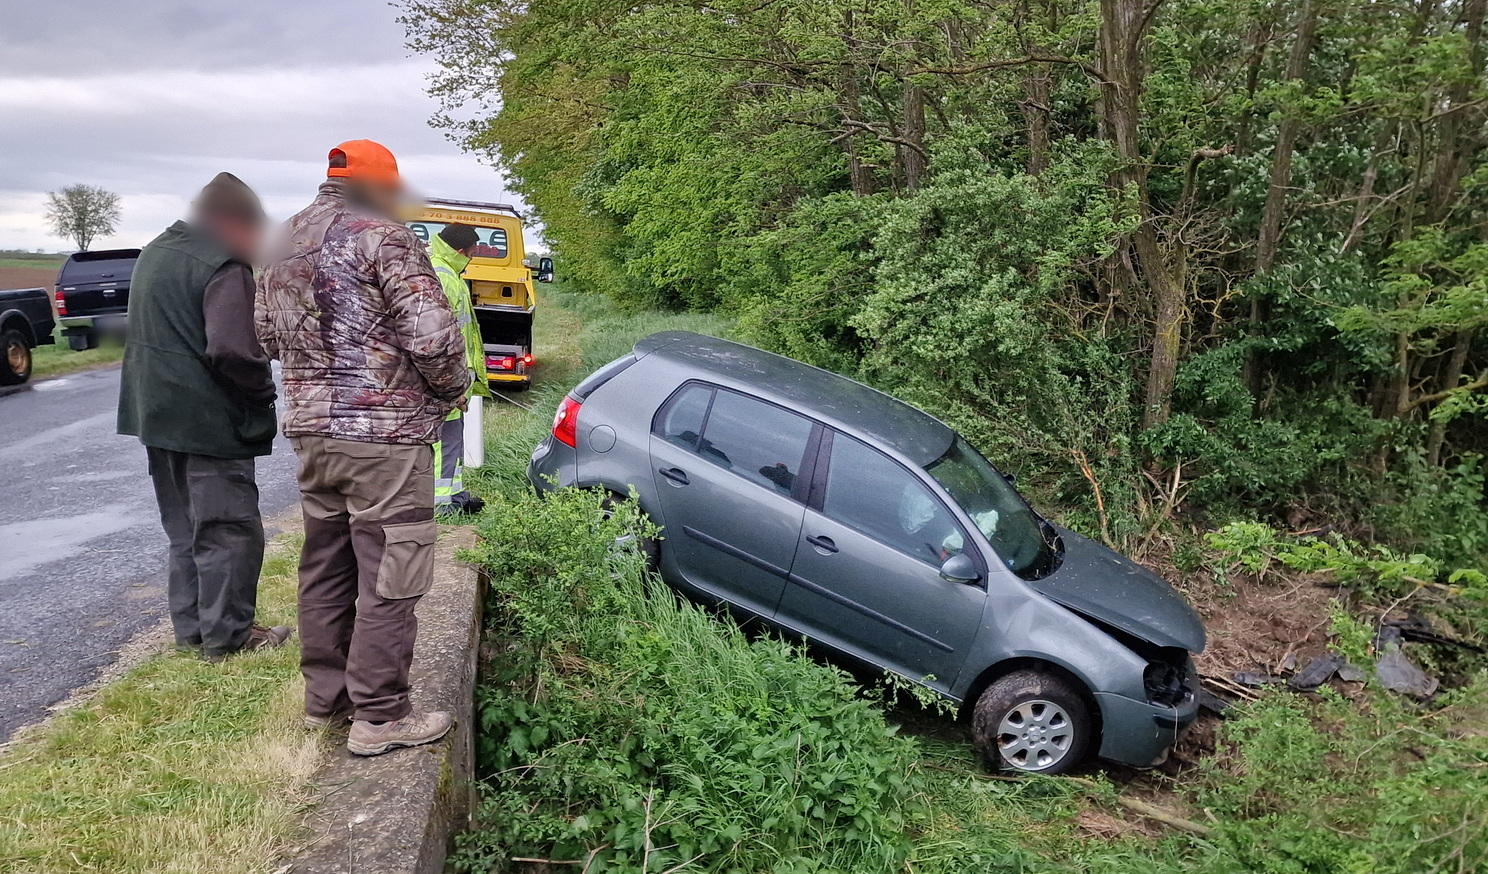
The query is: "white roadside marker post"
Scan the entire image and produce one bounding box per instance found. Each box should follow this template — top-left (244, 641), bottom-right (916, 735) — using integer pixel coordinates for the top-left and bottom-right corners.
top-left (463, 395), bottom-right (484, 468)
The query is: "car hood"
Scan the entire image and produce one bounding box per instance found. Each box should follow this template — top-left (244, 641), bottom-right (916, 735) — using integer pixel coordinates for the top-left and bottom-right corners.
top-left (1028, 528), bottom-right (1206, 653)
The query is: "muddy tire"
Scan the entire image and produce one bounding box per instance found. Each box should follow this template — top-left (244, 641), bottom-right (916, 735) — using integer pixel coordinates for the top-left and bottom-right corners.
top-left (601, 492), bottom-right (660, 571)
top-left (1, 328), bottom-right (31, 386)
top-left (972, 670), bottom-right (1091, 775)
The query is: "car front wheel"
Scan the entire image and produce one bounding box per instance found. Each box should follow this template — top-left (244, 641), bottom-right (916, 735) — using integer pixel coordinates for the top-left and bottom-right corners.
top-left (1, 329), bottom-right (31, 385)
top-left (971, 670), bottom-right (1091, 774)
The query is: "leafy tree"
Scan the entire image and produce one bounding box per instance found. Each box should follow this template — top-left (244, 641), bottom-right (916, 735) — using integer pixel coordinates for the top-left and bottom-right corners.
top-left (44, 184), bottom-right (121, 252)
top-left (403, 0), bottom-right (1488, 564)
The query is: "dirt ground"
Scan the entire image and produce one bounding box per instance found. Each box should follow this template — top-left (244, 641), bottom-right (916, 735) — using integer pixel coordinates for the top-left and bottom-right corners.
top-left (0, 265), bottom-right (59, 295)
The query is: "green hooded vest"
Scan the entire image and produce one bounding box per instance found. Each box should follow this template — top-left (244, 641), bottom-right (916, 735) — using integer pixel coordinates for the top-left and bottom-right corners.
top-left (117, 221), bottom-right (275, 459)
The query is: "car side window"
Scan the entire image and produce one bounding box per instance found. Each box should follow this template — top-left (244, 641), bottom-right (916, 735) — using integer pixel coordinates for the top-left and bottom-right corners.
top-left (823, 434), bottom-right (969, 566)
top-left (657, 384), bottom-right (715, 453)
top-left (693, 389), bottom-right (814, 496)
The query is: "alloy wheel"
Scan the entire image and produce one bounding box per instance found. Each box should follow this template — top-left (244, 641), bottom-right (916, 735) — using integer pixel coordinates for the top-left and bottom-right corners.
top-left (996, 698), bottom-right (1075, 771)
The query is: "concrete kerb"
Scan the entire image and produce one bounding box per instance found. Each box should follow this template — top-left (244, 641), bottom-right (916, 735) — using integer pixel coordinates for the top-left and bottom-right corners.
top-left (289, 525), bottom-right (483, 874)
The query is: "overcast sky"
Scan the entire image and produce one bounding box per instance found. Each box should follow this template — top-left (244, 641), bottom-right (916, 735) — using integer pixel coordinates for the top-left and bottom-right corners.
top-left (0, 1), bottom-right (518, 252)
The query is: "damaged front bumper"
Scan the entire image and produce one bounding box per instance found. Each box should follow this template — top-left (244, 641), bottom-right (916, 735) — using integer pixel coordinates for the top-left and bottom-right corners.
top-left (1094, 659), bottom-right (1202, 768)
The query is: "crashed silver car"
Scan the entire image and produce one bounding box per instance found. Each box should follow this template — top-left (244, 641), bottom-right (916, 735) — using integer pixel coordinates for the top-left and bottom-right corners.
top-left (529, 331), bottom-right (1205, 773)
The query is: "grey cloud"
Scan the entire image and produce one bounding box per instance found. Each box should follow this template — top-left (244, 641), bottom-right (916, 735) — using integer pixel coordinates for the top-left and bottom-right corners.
top-left (0, 2), bottom-right (524, 251)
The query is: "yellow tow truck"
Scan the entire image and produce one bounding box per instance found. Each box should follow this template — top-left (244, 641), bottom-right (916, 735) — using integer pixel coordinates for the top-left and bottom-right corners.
top-left (407, 198), bottom-right (553, 391)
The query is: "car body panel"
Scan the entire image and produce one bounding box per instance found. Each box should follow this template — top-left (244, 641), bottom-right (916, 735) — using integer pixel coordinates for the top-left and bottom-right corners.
top-left (1031, 529), bottom-right (1207, 653)
top-left (55, 249), bottom-right (138, 340)
top-left (648, 429), bottom-right (806, 617)
top-left (779, 506), bottom-right (987, 693)
top-left (0, 288), bottom-right (57, 347)
top-left (529, 331), bottom-right (1208, 769)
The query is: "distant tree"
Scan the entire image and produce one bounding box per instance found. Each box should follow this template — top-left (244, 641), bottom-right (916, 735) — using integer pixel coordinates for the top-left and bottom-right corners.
top-left (45, 184), bottom-right (121, 251)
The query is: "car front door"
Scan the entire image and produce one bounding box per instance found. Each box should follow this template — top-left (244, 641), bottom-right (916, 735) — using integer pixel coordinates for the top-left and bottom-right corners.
top-left (648, 384), bottom-right (819, 618)
top-left (775, 432), bottom-right (986, 692)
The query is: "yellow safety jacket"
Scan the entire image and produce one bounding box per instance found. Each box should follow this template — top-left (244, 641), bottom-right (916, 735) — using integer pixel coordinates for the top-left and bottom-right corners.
top-left (428, 235), bottom-right (492, 401)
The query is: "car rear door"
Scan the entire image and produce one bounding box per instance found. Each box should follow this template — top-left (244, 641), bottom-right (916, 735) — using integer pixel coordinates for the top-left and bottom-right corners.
top-left (648, 383), bottom-right (819, 619)
top-left (775, 431), bottom-right (986, 692)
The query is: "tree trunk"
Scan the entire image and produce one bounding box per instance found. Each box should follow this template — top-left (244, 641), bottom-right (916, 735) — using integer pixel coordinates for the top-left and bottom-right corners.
top-left (1427, 330), bottom-right (1474, 465)
top-left (1243, 0), bottom-right (1322, 396)
top-left (1097, 0), bottom-right (1185, 428)
top-left (1425, 0), bottom-right (1486, 223)
top-left (902, 82), bottom-right (928, 191)
top-left (1023, 69), bottom-right (1052, 176)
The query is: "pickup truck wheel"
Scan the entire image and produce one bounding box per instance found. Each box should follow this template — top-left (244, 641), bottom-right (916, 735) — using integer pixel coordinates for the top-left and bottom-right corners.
top-left (1, 329), bottom-right (31, 385)
top-left (68, 332), bottom-right (97, 352)
top-left (972, 670), bottom-right (1091, 775)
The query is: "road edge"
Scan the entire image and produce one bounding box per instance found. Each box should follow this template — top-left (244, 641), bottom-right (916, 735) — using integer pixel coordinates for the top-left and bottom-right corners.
top-left (287, 525), bottom-right (482, 874)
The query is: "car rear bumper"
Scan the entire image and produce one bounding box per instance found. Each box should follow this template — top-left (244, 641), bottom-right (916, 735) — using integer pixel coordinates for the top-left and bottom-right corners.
top-left (527, 435), bottom-right (577, 493)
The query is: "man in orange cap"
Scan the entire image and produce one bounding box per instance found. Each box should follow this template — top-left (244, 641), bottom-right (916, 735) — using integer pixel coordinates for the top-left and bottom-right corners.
top-left (257, 140), bottom-right (471, 756)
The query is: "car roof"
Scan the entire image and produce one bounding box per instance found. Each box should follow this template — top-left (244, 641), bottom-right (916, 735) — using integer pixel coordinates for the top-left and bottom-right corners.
top-left (634, 331), bottom-right (955, 466)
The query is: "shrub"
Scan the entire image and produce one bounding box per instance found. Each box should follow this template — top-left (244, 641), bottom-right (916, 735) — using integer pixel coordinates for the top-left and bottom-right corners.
top-left (454, 488), bottom-right (923, 873)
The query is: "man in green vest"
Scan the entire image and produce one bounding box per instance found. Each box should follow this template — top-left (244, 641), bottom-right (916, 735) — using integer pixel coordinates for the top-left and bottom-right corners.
top-left (428, 224), bottom-right (491, 516)
top-left (118, 173), bottom-right (292, 662)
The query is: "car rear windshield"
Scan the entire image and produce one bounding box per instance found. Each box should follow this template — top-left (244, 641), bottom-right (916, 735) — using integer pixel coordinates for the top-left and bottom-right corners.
top-left (573, 354), bottom-right (638, 400)
top-left (60, 255), bottom-right (136, 285)
top-left (926, 438), bottom-right (1056, 580)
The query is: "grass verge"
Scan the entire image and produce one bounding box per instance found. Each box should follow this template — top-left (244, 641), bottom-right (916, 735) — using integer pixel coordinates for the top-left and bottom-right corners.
top-left (0, 534), bottom-right (313, 874)
top-left (30, 330), bottom-right (125, 381)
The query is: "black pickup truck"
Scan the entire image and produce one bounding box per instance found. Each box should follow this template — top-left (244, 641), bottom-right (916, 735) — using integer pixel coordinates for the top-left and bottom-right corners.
top-left (0, 287), bottom-right (57, 385)
top-left (55, 248), bottom-right (139, 350)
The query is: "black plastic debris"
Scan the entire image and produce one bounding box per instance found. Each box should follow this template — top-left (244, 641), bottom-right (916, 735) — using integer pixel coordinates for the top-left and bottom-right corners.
top-left (1375, 645), bottom-right (1439, 698)
top-left (1383, 615), bottom-right (1486, 654)
top-left (1287, 654), bottom-right (1349, 692)
top-left (1232, 671), bottom-right (1283, 687)
top-left (1197, 688), bottom-right (1231, 715)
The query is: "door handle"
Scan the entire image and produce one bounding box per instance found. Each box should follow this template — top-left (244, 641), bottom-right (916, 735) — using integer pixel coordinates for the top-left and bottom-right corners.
top-left (659, 467), bottom-right (690, 486)
top-left (807, 535), bottom-right (838, 554)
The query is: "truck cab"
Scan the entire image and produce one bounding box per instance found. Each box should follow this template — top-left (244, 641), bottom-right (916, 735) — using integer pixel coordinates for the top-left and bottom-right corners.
top-left (407, 200), bottom-right (552, 391)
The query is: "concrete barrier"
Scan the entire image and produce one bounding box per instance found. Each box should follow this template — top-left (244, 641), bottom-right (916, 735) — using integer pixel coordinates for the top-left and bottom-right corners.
top-left (290, 526), bottom-right (482, 874)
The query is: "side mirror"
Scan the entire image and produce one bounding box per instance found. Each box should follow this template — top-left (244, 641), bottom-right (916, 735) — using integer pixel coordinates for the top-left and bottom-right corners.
top-left (1002, 471), bottom-right (1016, 487)
top-left (537, 256), bottom-right (555, 283)
top-left (939, 553), bottom-right (980, 584)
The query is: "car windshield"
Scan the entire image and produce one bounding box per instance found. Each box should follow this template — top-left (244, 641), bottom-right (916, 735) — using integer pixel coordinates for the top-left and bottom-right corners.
top-left (925, 438), bottom-right (1057, 579)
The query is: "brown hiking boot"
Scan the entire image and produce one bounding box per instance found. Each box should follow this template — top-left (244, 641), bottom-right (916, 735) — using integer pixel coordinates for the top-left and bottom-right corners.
top-left (244, 624), bottom-right (294, 651)
top-left (347, 709), bottom-right (453, 757)
top-left (303, 708), bottom-right (353, 730)
top-left (201, 625), bottom-right (293, 663)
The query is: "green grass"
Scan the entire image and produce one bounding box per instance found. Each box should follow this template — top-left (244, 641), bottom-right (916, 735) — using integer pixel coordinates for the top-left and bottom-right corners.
top-left (29, 329), bottom-right (125, 381)
top-left (0, 536), bottom-right (314, 874)
top-left (0, 258), bottom-right (64, 270)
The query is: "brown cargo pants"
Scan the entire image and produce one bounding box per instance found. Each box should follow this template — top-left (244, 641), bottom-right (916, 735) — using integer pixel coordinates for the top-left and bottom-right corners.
top-left (290, 435), bottom-right (438, 723)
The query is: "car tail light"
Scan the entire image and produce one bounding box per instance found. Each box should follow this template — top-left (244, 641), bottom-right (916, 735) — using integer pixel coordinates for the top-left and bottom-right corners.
top-left (55, 290), bottom-right (67, 316)
top-left (522, 354), bottom-right (534, 366)
top-left (552, 395), bottom-right (581, 448)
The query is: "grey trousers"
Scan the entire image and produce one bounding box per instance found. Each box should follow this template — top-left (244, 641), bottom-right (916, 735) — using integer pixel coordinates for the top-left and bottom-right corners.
top-left (146, 447), bottom-right (265, 656)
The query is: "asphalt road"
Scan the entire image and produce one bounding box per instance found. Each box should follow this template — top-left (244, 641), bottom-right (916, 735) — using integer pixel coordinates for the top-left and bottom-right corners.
top-left (0, 366), bottom-right (300, 742)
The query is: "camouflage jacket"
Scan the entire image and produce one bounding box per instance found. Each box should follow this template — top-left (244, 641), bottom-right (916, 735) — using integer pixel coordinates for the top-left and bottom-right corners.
top-left (256, 182), bottom-right (471, 445)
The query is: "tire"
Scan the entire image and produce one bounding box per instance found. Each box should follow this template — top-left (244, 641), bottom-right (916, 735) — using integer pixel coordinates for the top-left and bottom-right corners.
top-left (971, 670), bottom-right (1092, 775)
top-left (600, 492), bottom-right (660, 571)
top-left (1, 329), bottom-right (32, 386)
top-left (67, 331), bottom-right (96, 352)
